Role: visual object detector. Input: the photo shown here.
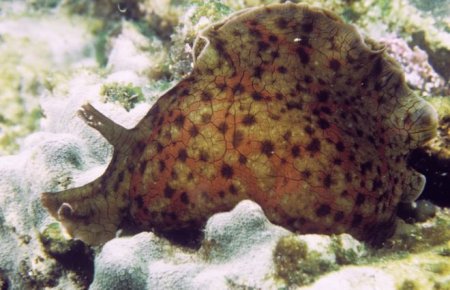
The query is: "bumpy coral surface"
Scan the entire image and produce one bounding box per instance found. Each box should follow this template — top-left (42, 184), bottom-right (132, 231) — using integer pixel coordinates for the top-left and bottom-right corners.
top-left (41, 3), bottom-right (438, 245)
top-left (91, 200), bottom-right (367, 290)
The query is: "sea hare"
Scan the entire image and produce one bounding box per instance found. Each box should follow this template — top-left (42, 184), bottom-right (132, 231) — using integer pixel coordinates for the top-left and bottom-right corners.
top-left (41, 3), bottom-right (438, 245)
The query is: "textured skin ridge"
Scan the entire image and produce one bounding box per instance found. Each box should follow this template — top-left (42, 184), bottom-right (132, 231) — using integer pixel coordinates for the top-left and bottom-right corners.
top-left (41, 3), bottom-right (438, 246)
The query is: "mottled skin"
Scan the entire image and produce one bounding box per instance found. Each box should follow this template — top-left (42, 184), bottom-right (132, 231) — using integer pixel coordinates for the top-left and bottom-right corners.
top-left (41, 3), bottom-right (438, 246)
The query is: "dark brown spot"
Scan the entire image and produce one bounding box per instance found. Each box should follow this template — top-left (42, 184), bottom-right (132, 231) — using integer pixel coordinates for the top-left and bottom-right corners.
top-left (370, 57), bottom-right (383, 77)
top-left (164, 184), bottom-right (175, 198)
top-left (276, 17), bottom-right (288, 29)
top-left (333, 158), bottom-right (342, 165)
top-left (157, 116), bottom-right (164, 127)
top-left (372, 178), bottom-right (383, 191)
top-left (181, 88), bottom-right (190, 96)
top-left (156, 142), bottom-right (164, 153)
top-left (174, 114), bottom-right (185, 128)
top-left (254, 66), bottom-right (263, 78)
top-left (268, 35), bottom-right (278, 42)
top-left (277, 66), bottom-right (288, 74)
top-left (178, 148), bottom-right (188, 162)
top-left (218, 122), bottom-right (228, 134)
top-left (317, 118), bottom-right (330, 129)
top-left (271, 50), bottom-right (280, 59)
top-left (118, 171), bottom-right (125, 182)
top-left (283, 130), bottom-right (292, 141)
top-left (238, 154), bottom-right (247, 164)
top-left (171, 169), bottom-right (178, 180)
top-left (158, 160), bottom-right (166, 172)
top-left (360, 161), bottom-right (373, 175)
top-left (356, 129), bottom-right (364, 138)
top-left (304, 125), bottom-right (314, 135)
top-left (351, 214), bottom-right (363, 227)
top-left (345, 172), bottom-right (352, 182)
top-left (251, 91), bottom-right (263, 101)
top-left (169, 212), bottom-right (177, 220)
top-left (136, 141), bottom-right (146, 153)
top-left (316, 204), bottom-right (331, 217)
top-left (302, 21), bottom-right (314, 33)
top-left (296, 47), bottom-right (310, 64)
top-left (306, 138), bottom-right (321, 153)
top-left (329, 59), bottom-right (341, 71)
top-left (229, 184), bottom-right (238, 195)
top-left (135, 195), bottom-right (144, 208)
top-left (286, 101), bottom-right (303, 110)
top-left (321, 106), bottom-right (332, 115)
top-left (180, 192), bottom-right (189, 204)
top-left (348, 154), bottom-right (355, 162)
top-left (199, 150), bottom-right (209, 162)
top-left (249, 27), bottom-right (262, 38)
top-left (260, 140), bottom-right (275, 156)
top-left (304, 75), bottom-right (313, 83)
top-left (355, 193), bottom-right (365, 206)
top-left (335, 141), bottom-right (345, 152)
top-left (258, 41), bottom-right (270, 52)
top-left (316, 90), bottom-right (330, 102)
top-left (201, 92), bottom-right (213, 102)
top-left (291, 145), bottom-right (301, 157)
top-left (217, 83), bottom-right (227, 92)
top-left (302, 170), bottom-right (311, 179)
top-left (201, 113), bottom-right (212, 123)
top-left (189, 125), bottom-right (199, 137)
top-left (218, 190), bottom-right (225, 198)
top-left (242, 114), bottom-right (256, 126)
top-left (323, 174), bottom-right (332, 188)
top-left (233, 83), bottom-right (245, 95)
top-left (334, 211), bottom-right (344, 222)
top-left (232, 130), bottom-right (244, 148)
top-left (139, 160), bottom-right (147, 174)
top-left (221, 163), bottom-right (234, 179)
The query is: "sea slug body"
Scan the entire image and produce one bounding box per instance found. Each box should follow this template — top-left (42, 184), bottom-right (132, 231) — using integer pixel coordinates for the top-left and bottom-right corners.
top-left (41, 3), bottom-right (438, 245)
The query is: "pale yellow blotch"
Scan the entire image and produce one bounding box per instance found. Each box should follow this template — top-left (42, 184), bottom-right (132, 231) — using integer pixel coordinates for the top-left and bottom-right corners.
top-left (230, 179), bottom-right (246, 196)
top-left (334, 197), bottom-right (354, 213)
top-left (170, 162), bottom-right (197, 188)
top-left (359, 201), bottom-right (376, 216)
top-left (142, 158), bottom-right (159, 185)
top-left (169, 123), bottom-right (181, 139)
top-left (190, 106), bottom-right (213, 125)
top-left (329, 169), bottom-right (347, 193)
top-left (246, 153), bottom-right (275, 192)
top-left (223, 151), bottom-right (239, 164)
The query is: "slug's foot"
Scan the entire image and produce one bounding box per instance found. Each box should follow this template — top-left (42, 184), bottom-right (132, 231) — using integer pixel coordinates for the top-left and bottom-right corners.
top-left (397, 200), bottom-right (436, 223)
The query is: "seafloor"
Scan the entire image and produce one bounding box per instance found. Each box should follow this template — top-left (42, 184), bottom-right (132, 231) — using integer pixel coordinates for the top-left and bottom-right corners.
top-left (0, 0), bottom-right (449, 289)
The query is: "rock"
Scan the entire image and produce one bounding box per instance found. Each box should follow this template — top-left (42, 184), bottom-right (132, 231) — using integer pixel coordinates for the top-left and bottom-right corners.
top-left (91, 200), bottom-right (368, 289)
top-left (306, 267), bottom-right (396, 290)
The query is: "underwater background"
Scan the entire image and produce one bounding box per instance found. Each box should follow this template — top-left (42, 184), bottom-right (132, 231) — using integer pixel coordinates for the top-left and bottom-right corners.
top-left (0, 0), bottom-right (449, 289)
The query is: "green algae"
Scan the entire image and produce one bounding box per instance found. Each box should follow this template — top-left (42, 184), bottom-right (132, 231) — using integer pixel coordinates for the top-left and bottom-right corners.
top-left (273, 235), bottom-right (336, 286)
top-left (100, 82), bottom-right (144, 111)
top-left (399, 279), bottom-right (419, 290)
top-left (39, 223), bottom-right (94, 288)
top-left (189, 0), bottom-right (233, 23)
top-left (0, 35), bottom-right (49, 155)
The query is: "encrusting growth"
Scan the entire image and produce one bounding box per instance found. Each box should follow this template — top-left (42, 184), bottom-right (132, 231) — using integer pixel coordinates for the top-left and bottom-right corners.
top-left (41, 3), bottom-right (438, 246)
